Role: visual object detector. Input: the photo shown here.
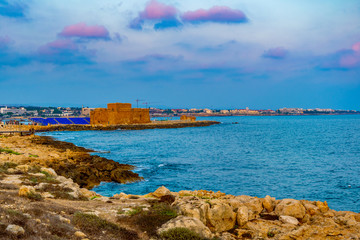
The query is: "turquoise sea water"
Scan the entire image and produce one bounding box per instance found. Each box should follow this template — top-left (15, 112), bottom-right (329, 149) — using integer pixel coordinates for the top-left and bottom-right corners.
top-left (40, 115), bottom-right (360, 212)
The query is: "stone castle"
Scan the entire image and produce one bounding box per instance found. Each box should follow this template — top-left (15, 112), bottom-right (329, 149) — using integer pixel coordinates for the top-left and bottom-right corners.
top-left (90, 103), bottom-right (150, 125)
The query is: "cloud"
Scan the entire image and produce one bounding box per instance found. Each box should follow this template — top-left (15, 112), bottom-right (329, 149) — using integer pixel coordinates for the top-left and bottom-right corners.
top-left (129, 0), bottom-right (181, 30)
top-left (0, 35), bottom-right (13, 48)
top-left (129, 2), bottom-right (248, 30)
top-left (127, 53), bottom-right (183, 64)
top-left (319, 44), bottom-right (360, 70)
top-left (263, 47), bottom-right (288, 59)
top-left (352, 42), bottom-right (360, 52)
top-left (38, 39), bottom-right (78, 55)
top-left (139, 0), bottom-right (177, 20)
top-left (181, 6), bottom-right (247, 23)
top-left (37, 39), bottom-right (94, 65)
top-left (59, 22), bottom-right (110, 40)
top-left (0, 0), bottom-right (26, 18)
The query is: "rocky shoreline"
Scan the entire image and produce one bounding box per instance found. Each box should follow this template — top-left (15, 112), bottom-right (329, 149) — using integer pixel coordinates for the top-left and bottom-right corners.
top-left (1, 134), bottom-right (360, 239)
top-left (0, 135), bottom-right (142, 189)
top-left (30, 120), bottom-right (220, 132)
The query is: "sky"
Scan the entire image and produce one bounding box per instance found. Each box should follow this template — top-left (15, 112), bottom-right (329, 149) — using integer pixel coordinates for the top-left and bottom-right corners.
top-left (0, 0), bottom-right (359, 109)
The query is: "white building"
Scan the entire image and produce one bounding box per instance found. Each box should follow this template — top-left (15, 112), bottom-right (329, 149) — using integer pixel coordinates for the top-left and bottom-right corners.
top-left (0, 107), bottom-right (26, 115)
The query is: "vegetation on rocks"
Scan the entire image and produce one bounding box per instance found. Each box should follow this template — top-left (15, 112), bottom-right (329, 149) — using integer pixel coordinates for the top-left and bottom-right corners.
top-left (73, 212), bottom-right (138, 240)
top-left (0, 148), bottom-right (21, 155)
top-left (160, 227), bottom-right (206, 240)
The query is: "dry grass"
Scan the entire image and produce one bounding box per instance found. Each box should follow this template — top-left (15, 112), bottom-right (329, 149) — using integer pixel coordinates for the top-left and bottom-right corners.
top-left (118, 202), bottom-right (177, 237)
top-left (73, 212), bottom-right (138, 240)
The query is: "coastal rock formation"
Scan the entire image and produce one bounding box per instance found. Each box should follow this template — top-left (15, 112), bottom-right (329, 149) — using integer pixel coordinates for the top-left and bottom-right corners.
top-left (157, 216), bottom-right (213, 239)
top-left (0, 135), bottom-right (142, 189)
top-left (151, 189), bottom-right (360, 239)
top-left (274, 199), bottom-right (306, 219)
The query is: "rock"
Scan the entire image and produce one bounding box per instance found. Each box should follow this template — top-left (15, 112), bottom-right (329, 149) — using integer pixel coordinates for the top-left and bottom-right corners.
top-left (153, 186), bottom-right (171, 198)
top-left (263, 195), bottom-right (275, 212)
top-left (244, 198), bottom-right (263, 220)
top-left (41, 192), bottom-right (54, 198)
top-left (243, 219), bottom-right (292, 239)
top-left (40, 167), bottom-right (57, 177)
top-left (220, 232), bottom-right (236, 240)
top-left (157, 216), bottom-right (213, 239)
top-left (112, 192), bottom-right (128, 199)
top-left (15, 165), bottom-right (30, 173)
top-left (177, 202), bottom-right (209, 225)
top-left (6, 224), bottom-right (25, 235)
top-left (274, 199), bottom-right (306, 219)
top-left (79, 188), bottom-right (97, 199)
top-left (236, 206), bottom-right (249, 226)
top-left (316, 201), bottom-right (329, 213)
top-left (18, 185), bottom-right (36, 197)
top-left (59, 215), bottom-right (71, 224)
top-left (206, 203), bottom-right (236, 232)
top-left (74, 231), bottom-right (87, 238)
top-left (303, 203), bottom-right (319, 216)
top-left (279, 215), bottom-right (299, 225)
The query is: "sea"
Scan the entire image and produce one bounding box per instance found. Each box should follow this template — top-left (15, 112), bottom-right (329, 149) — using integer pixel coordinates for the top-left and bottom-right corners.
top-left (39, 115), bottom-right (360, 212)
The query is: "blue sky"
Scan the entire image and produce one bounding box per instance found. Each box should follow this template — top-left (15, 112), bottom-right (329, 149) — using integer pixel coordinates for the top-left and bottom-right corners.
top-left (0, 0), bottom-right (359, 109)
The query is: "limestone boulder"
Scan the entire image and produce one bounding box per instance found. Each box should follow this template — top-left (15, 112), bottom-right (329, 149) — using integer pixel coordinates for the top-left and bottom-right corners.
top-left (263, 195), bottom-right (275, 212)
top-left (6, 224), bottom-right (25, 235)
top-left (206, 203), bottom-right (236, 232)
top-left (152, 186), bottom-right (171, 198)
top-left (279, 215), bottom-right (299, 225)
top-left (274, 199), bottom-right (306, 219)
top-left (157, 216), bottom-right (213, 239)
top-left (74, 231), bottom-right (87, 238)
top-left (236, 206), bottom-right (249, 226)
top-left (316, 201), bottom-right (329, 213)
top-left (303, 203), bottom-right (319, 216)
top-left (245, 198), bottom-right (264, 220)
top-left (79, 188), bottom-right (97, 199)
top-left (177, 202), bottom-right (209, 224)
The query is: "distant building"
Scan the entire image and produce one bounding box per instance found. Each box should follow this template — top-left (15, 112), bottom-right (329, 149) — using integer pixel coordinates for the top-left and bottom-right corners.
top-left (81, 107), bottom-right (95, 117)
top-left (90, 103), bottom-right (150, 125)
top-left (278, 108), bottom-right (304, 114)
top-left (0, 107), bottom-right (26, 115)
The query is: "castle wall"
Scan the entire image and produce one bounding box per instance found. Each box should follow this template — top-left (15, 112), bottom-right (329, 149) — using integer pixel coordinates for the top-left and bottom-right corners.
top-left (90, 108), bottom-right (109, 125)
top-left (90, 103), bottom-right (150, 125)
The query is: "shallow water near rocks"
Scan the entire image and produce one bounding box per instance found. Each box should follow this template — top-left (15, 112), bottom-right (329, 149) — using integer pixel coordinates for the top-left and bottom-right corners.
top-left (40, 115), bottom-right (360, 212)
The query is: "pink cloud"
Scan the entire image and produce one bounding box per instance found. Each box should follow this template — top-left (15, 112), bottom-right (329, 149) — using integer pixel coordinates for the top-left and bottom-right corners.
top-left (140, 0), bottom-right (177, 20)
top-left (339, 55), bottom-right (359, 68)
top-left (263, 47), bottom-right (288, 59)
top-left (38, 39), bottom-right (78, 55)
top-left (0, 36), bottom-right (13, 48)
top-left (182, 6), bottom-right (247, 23)
top-left (352, 42), bottom-right (360, 52)
top-left (59, 22), bottom-right (109, 39)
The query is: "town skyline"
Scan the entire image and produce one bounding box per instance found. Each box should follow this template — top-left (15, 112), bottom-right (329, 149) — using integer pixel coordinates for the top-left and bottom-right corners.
top-left (0, 0), bottom-right (359, 109)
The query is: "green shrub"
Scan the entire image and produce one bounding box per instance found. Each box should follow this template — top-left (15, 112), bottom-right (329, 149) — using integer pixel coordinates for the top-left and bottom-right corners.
top-left (119, 203), bottom-right (178, 237)
top-left (26, 192), bottom-right (43, 201)
top-left (126, 207), bottom-right (144, 216)
top-left (160, 228), bottom-right (204, 240)
top-left (73, 212), bottom-right (138, 239)
top-left (0, 148), bottom-right (21, 155)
